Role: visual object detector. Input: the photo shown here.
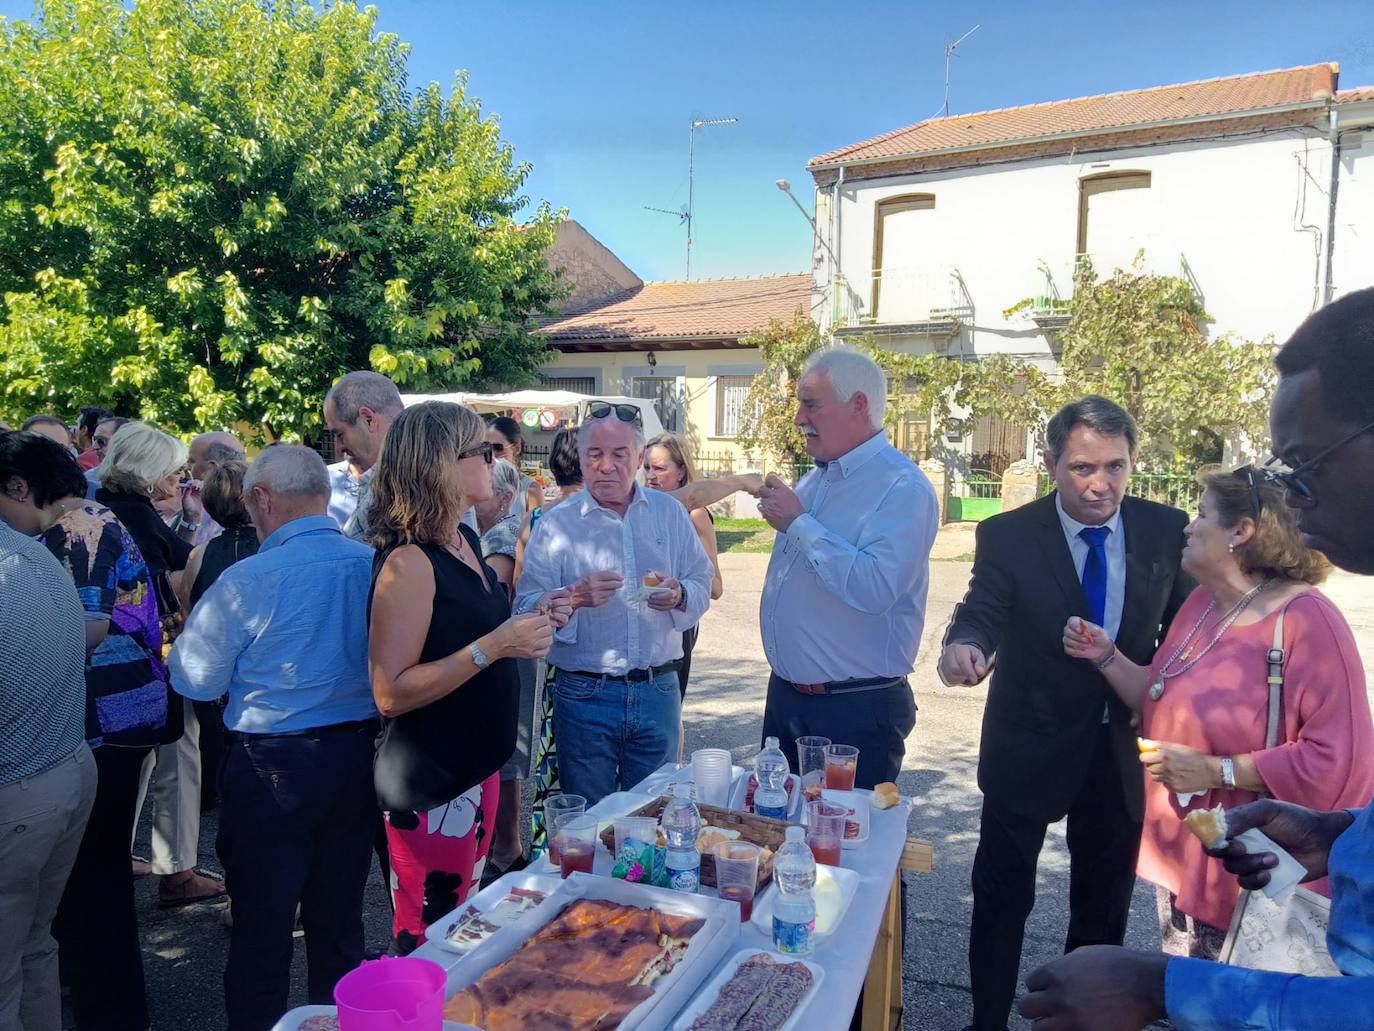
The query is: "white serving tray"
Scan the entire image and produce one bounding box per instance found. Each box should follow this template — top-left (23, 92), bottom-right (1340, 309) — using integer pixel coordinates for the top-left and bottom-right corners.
top-left (749, 863), bottom-right (860, 940)
top-left (442, 872), bottom-right (741, 1031)
top-left (269, 1005), bottom-right (475, 1031)
top-left (728, 772), bottom-right (805, 822)
top-left (821, 787), bottom-right (871, 849)
top-left (422, 870), bottom-right (562, 956)
top-left (671, 948), bottom-right (825, 1031)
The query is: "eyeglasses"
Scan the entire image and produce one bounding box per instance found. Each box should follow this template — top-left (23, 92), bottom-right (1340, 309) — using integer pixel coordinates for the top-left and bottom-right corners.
top-left (457, 441), bottom-right (494, 465)
top-left (1237, 464), bottom-right (1263, 518)
top-left (94, 435), bottom-right (111, 449)
top-left (587, 400), bottom-right (642, 426)
top-left (1263, 420), bottom-right (1374, 502)
top-left (489, 441), bottom-right (508, 454)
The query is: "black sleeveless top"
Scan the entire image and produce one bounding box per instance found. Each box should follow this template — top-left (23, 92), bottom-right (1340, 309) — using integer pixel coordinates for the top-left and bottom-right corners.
top-left (189, 526), bottom-right (260, 608)
top-left (368, 525), bottom-right (519, 813)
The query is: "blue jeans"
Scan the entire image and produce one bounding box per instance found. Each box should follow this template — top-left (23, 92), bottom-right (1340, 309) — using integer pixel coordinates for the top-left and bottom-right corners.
top-left (552, 670), bottom-right (681, 805)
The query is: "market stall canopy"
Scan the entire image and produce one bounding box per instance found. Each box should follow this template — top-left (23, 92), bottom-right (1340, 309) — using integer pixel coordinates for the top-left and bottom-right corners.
top-left (398, 390), bottom-right (667, 440)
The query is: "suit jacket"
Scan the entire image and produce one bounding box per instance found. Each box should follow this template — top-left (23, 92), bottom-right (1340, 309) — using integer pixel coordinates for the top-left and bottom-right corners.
top-left (945, 493), bottom-right (1192, 824)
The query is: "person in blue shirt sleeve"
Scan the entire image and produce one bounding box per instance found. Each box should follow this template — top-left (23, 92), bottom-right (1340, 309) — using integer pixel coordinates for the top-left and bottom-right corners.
top-left (1016, 287), bottom-right (1374, 1030)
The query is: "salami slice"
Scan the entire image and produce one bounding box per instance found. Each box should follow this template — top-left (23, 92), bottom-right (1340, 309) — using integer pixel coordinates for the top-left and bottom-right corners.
top-left (735, 960), bottom-right (814, 1031)
top-left (686, 955), bottom-right (779, 1030)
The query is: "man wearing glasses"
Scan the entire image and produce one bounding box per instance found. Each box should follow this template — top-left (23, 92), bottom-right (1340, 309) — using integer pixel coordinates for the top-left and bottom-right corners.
top-left (514, 401), bottom-right (714, 804)
top-left (1017, 286), bottom-right (1374, 1029)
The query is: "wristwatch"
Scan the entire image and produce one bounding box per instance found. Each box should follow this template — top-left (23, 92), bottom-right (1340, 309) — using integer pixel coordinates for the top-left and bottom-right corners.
top-left (674, 583), bottom-right (688, 612)
top-left (470, 642), bottom-right (490, 670)
top-left (1220, 756), bottom-right (1236, 789)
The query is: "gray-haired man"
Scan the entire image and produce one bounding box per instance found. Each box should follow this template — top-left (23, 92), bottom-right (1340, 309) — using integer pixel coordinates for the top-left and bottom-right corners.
top-left (321, 371), bottom-right (405, 540)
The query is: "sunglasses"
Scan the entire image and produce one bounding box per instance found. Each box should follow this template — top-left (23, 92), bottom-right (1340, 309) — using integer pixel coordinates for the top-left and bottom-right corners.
top-left (457, 441), bottom-right (494, 465)
top-left (94, 435), bottom-right (111, 448)
top-left (489, 441), bottom-right (508, 454)
top-left (1263, 420), bottom-right (1374, 502)
top-left (587, 400), bottom-right (642, 426)
top-left (1237, 464), bottom-right (1263, 518)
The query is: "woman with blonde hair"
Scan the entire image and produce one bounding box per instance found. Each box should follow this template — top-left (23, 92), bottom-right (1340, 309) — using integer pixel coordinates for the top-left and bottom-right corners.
top-left (642, 433), bottom-right (724, 701)
top-left (1065, 465), bottom-right (1374, 960)
top-left (366, 401), bottom-right (571, 951)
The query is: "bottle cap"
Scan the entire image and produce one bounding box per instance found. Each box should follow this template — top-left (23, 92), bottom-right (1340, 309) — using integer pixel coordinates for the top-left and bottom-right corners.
top-left (785, 826), bottom-right (805, 843)
top-left (673, 782), bottom-right (692, 799)
top-left (764, 736), bottom-right (779, 749)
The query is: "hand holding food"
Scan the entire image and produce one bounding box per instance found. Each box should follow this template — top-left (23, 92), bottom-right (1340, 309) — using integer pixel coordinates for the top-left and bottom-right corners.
top-left (1137, 740), bottom-right (1216, 794)
top-left (1062, 617), bottom-right (1113, 665)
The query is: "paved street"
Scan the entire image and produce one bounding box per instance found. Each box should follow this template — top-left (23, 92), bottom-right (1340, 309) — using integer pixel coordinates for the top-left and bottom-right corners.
top-left (130, 530), bottom-right (1374, 1030)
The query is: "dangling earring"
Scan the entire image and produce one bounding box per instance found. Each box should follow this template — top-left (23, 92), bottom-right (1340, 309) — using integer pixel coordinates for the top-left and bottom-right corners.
top-left (1228, 542), bottom-right (1235, 554)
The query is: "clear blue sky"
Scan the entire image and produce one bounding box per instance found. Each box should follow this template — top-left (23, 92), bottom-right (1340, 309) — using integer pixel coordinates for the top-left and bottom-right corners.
top-left (4, 1), bottom-right (1372, 282)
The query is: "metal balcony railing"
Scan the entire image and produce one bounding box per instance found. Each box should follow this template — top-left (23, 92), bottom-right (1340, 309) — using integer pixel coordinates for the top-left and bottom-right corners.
top-left (832, 267), bottom-right (972, 332)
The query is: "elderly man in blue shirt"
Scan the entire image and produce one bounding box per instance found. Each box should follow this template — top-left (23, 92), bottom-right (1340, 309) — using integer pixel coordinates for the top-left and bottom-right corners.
top-left (1016, 288), bottom-right (1374, 1030)
top-left (169, 445), bottom-right (378, 1031)
top-left (754, 344), bottom-right (939, 789)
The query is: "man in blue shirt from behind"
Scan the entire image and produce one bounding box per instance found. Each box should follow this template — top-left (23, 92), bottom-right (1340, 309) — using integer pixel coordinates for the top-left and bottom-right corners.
top-left (1016, 287), bottom-right (1374, 1029)
top-left (170, 445), bottom-right (378, 1031)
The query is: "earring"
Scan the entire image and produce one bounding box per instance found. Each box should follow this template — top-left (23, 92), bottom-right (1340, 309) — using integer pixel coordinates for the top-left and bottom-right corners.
top-left (1228, 543), bottom-right (1235, 553)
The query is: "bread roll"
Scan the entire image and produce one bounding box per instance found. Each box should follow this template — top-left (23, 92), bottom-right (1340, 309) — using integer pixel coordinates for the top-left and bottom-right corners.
top-left (1183, 805), bottom-right (1229, 849)
top-left (870, 782), bottom-right (901, 810)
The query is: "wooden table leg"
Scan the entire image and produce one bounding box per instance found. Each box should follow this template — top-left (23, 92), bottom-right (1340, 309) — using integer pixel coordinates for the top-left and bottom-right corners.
top-left (861, 872), bottom-right (904, 1030)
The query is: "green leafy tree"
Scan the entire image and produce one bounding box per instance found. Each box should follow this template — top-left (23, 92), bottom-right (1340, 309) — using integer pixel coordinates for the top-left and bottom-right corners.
top-left (0, 0), bottom-right (563, 439)
top-left (735, 310), bottom-right (822, 472)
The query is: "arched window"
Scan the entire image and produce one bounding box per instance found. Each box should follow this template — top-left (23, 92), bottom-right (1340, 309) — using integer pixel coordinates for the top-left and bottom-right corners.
top-left (872, 193), bottom-right (935, 320)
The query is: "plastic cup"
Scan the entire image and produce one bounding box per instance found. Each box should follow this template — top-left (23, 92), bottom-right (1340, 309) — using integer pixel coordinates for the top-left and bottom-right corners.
top-left (691, 748), bottom-right (732, 808)
top-left (824, 744), bottom-right (859, 791)
top-left (711, 841), bottom-right (761, 922)
top-left (614, 816), bottom-right (658, 854)
top-left (555, 813), bottom-right (598, 879)
top-left (806, 800), bottom-right (846, 867)
top-left (543, 794), bottom-right (586, 864)
top-left (796, 735), bottom-right (832, 802)
top-left (334, 955), bottom-right (446, 1031)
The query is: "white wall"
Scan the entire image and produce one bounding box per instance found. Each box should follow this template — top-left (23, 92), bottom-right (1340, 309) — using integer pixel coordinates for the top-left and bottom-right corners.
top-left (1333, 118), bottom-right (1374, 300)
top-left (817, 129), bottom-right (1340, 353)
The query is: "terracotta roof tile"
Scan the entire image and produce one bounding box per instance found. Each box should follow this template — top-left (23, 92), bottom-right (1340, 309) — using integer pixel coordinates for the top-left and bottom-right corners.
top-left (538, 274), bottom-right (811, 343)
top-left (1337, 86), bottom-right (1374, 104)
top-left (811, 63), bottom-right (1338, 167)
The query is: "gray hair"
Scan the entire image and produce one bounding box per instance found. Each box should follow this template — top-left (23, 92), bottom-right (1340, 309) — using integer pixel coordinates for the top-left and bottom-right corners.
top-left (579, 411), bottom-right (645, 454)
top-left (324, 370), bottom-right (404, 425)
top-left (94, 422), bottom-right (188, 493)
top-left (490, 457), bottom-right (521, 501)
top-left (243, 445), bottom-right (329, 498)
top-left (201, 440), bottom-right (245, 463)
top-left (1045, 396), bottom-right (1139, 459)
top-left (803, 345), bottom-right (887, 429)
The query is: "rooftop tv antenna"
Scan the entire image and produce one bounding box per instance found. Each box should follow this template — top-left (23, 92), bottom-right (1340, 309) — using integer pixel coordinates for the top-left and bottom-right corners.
top-left (647, 116), bottom-right (738, 279)
top-left (939, 24), bottom-right (980, 118)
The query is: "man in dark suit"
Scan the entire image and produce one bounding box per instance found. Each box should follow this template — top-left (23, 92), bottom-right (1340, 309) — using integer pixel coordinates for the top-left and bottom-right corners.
top-left (939, 396), bottom-right (1192, 1031)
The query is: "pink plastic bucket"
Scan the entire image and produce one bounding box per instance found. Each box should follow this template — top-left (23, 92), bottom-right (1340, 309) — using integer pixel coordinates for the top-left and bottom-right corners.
top-left (334, 956), bottom-right (446, 1031)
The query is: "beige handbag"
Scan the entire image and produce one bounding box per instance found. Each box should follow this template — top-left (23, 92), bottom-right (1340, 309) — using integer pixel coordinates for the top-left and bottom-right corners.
top-left (1218, 603), bottom-right (1342, 976)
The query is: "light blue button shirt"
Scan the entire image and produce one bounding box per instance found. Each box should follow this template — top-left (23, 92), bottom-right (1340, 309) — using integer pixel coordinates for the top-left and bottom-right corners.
top-left (1165, 800), bottom-right (1374, 1028)
top-left (168, 515), bottom-right (378, 733)
top-left (759, 431), bottom-right (939, 684)
top-left (514, 485), bottom-right (713, 674)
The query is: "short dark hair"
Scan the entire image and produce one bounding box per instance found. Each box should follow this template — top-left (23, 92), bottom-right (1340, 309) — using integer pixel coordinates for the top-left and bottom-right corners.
top-left (548, 428), bottom-right (582, 487)
top-left (0, 431), bottom-right (87, 506)
top-left (78, 406), bottom-right (114, 437)
top-left (202, 460), bottom-right (252, 528)
top-left (1045, 395), bottom-right (1139, 459)
top-left (1276, 287), bottom-right (1374, 426)
top-left (488, 415), bottom-right (523, 447)
top-left (21, 414), bottom-right (68, 434)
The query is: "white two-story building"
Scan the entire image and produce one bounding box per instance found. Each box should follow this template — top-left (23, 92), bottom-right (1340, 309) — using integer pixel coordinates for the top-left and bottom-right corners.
top-left (806, 62), bottom-right (1374, 471)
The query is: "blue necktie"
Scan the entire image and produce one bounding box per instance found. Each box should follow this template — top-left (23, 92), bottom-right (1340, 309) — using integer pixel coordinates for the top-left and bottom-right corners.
top-left (1079, 525), bottom-right (1110, 627)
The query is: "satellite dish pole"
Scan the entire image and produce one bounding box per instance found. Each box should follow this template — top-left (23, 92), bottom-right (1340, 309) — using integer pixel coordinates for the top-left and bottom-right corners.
top-left (940, 24), bottom-right (980, 118)
top-left (687, 116), bottom-right (737, 279)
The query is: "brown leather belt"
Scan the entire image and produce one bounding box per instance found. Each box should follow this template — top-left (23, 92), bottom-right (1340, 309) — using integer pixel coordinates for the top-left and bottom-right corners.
top-left (780, 675), bottom-right (906, 696)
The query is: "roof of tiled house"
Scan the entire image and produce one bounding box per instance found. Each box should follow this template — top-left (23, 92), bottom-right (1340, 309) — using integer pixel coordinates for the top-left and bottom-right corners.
top-left (1337, 86), bottom-right (1374, 104)
top-left (538, 273), bottom-right (811, 344)
top-left (810, 63), bottom-right (1340, 168)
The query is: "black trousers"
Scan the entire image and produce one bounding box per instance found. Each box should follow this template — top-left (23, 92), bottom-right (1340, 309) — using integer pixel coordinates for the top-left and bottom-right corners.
top-left (53, 744), bottom-right (154, 1031)
top-left (760, 673), bottom-right (915, 789)
top-left (967, 725), bottom-right (1141, 1031)
top-left (218, 722), bottom-right (378, 1031)
top-left (677, 624), bottom-right (699, 700)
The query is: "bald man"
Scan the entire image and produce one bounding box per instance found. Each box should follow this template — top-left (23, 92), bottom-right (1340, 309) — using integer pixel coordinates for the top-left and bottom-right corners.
top-left (172, 432), bottom-right (247, 547)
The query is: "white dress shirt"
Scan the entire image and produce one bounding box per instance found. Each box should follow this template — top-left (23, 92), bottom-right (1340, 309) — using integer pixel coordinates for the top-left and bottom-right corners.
top-left (1054, 494), bottom-right (1126, 641)
top-left (1055, 494), bottom-right (1126, 723)
top-left (327, 460), bottom-right (362, 528)
top-left (759, 431), bottom-right (939, 685)
top-left (514, 485), bottom-right (713, 675)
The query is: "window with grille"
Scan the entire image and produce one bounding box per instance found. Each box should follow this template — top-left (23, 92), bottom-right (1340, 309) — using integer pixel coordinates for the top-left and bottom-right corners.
top-left (715, 375), bottom-right (756, 437)
top-left (539, 375), bottom-right (596, 394)
top-left (631, 376), bottom-right (680, 432)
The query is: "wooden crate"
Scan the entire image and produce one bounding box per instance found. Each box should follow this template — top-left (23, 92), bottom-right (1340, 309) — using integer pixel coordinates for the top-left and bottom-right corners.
top-left (597, 795), bottom-right (792, 890)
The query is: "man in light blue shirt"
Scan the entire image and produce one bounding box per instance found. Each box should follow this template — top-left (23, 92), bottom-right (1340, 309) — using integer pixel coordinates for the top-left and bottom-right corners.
top-left (755, 345), bottom-right (938, 789)
top-left (1016, 287), bottom-right (1374, 1030)
top-left (515, 408), bottom-right (713, 804)
top-left (169, 445), bottom-right (378, 1031)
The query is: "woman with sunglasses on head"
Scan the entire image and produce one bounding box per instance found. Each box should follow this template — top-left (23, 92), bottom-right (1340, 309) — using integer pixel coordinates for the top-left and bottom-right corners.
top-left (367, 402), bottom-right (571, 952)
top-left (1064, 465), bottom-right (1374, 961)
top-left (485, 416), bottom-right (543, 519)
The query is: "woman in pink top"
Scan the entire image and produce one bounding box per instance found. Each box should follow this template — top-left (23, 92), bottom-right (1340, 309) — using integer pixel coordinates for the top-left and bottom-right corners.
top-left (1064, 465), bottom-right (1374, 960)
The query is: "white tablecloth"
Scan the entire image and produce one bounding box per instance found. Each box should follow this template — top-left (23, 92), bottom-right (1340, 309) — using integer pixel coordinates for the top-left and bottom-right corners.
top-left (412, 763), bottom-right (911, 1030)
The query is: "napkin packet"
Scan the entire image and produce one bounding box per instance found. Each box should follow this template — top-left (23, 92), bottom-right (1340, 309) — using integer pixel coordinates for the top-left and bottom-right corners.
top-left (611, 837), bottom-right (665, 885)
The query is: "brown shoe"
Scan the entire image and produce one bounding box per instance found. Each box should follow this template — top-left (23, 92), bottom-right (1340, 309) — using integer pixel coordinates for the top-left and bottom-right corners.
top-left (157, 869), bottom-right (227, 908)
top-left (131, 855), bottom-right (152, 878)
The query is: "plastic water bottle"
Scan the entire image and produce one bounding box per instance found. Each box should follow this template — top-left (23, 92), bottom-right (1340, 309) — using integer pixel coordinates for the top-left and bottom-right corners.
top-left (660, 782), bottom-right (702, 893)
top-left (772, 826), bottom-right (816, 955)
top-left (754, 736), bottom-right (790, 820)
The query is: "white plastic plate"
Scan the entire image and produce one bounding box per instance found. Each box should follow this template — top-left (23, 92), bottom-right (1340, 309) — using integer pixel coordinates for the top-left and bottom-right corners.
top-left (749, 863), bottom-right (860, 939)
top-left (671, 948), bottom-right (824, 1031)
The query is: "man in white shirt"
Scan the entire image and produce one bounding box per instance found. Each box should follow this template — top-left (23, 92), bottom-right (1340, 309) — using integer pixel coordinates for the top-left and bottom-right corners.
top-left (756, 345), bottom-right (939, 789)
top-left (326, 456), bottom-right (363, 528)
top-left (515, 407), bottom-right (714, 804)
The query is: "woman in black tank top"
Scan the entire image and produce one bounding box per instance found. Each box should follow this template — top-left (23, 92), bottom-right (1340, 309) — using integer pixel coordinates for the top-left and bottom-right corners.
top-left (365, 402), bottom-right (571, 953)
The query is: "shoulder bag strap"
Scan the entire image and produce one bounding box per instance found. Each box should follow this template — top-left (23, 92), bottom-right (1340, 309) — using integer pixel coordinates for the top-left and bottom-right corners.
top-left (1264, 601), bottom-right (1300, 751)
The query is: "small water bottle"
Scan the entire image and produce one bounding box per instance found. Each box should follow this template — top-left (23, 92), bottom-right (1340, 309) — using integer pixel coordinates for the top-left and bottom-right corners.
top-left (771, 826), bottom-right (816, 955)
top-left (754, 736), bottom-right (790, 820)
top-left (660, 782), bottom-right (702, 893)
